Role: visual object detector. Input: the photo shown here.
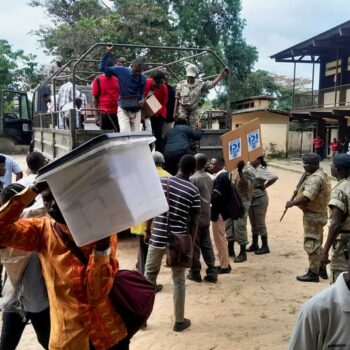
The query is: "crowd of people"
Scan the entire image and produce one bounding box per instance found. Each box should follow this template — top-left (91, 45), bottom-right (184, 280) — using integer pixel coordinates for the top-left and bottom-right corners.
top-left (0, 149), bottom-right (350, 349)
top-left (44, 45), bottom-right (228, 156)
top-left (0, 146), bottom-right (282, 349)
top-left (0, 47), bottom-right (349, 350)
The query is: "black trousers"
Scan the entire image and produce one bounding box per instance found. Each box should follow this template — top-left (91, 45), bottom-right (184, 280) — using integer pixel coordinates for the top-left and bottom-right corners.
top-left (190, 225), bottom-right (217, 277)
top-left (90, 337), bottom-right (130, 350)
top-left (164, 149), bottom-right (191, 176)
top-left (150, 116), bottom-right (164, 152)
top-left (0, 307), bottom-right (50, 350)
top-left (101, 113), bottom-right (120, 132)
top-left (136, 235), bottom-right (149, 275)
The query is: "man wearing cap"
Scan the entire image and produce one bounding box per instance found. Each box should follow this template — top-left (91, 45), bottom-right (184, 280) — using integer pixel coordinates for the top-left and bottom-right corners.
top-left (285, 153), bottom-right (331, 282)
top-left (49, 56), bottom-right (71, 92)
top-left (174, 64), bottom-right (229, 127)
top-left (321, 153), bottom-right (350, 283)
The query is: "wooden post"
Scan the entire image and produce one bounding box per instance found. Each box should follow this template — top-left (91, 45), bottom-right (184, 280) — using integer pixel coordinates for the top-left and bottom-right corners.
top-left (69, 109), bottom-right (77, 150)
top-left (292, 62), bottom-right (296, 109)
top-left (311, 61), bottom-right (315, 107)
top-left (334, 47), bottom-right (339, 107)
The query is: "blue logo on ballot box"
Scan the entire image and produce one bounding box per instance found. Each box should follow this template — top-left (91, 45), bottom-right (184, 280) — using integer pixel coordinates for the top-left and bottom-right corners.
top-left (247, 129), bottom-right (260, 152)
top-left (228, 138), bottom-right (241, 160)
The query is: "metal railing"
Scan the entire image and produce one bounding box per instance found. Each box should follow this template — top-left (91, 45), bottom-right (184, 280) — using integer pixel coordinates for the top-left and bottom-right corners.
top-left (293, 83), bottom-right (350, 110)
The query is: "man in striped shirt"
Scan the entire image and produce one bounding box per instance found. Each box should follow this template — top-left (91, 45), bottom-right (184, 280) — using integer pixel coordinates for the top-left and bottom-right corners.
top-left (144, 154), bottom-right (200, 332)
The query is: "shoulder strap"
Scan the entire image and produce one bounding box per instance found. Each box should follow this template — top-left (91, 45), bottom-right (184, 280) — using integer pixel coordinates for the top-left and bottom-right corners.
top-left (54, 222), bottom-right (88, 266)
top-left (96, 76), bottom-right (101, 98)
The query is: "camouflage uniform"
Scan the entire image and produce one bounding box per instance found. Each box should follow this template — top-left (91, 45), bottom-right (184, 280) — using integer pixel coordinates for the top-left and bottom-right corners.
top-left (225, 165), bottom-right (256, 245)
top-left (328, 177), bottom-right (350, 283)
top-left (296, 169), bottom-right (331, 274)
top-left (249, 166), bottom-right (278, 238)
top-left (176, 80), bottom-right (213, 126)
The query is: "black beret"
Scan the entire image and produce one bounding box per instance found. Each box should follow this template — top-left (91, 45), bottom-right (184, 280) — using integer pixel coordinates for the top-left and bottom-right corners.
top-left (333, 153), bottom-right (350, 169)
top-left (302, 153), bottom-right (321, 165)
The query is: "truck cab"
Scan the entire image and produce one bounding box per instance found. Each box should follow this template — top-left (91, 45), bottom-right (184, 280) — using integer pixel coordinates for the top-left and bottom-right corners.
top-left (0, 89), bottom-right (32, 145)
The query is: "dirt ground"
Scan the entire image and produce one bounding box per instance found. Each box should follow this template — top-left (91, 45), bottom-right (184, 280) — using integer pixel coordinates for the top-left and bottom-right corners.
top-left (2, 157), bottom-right (335, 350)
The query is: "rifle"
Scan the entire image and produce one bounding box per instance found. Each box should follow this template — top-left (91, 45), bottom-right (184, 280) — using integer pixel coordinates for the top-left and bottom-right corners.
top-left (280, 172), bottom-right (308, 222)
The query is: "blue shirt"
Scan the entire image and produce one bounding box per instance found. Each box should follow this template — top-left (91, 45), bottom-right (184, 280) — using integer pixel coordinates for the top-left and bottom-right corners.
top-left (163, 125), bottom-right (203, 154)
top-left (99, 53), bottom-right (146, 107)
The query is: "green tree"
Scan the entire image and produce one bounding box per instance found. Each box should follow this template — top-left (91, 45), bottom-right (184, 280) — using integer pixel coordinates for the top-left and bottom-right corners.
top-left (0, 39), bottom-right (44, 90)
top-left (30, 0), bottom-right (257, 91)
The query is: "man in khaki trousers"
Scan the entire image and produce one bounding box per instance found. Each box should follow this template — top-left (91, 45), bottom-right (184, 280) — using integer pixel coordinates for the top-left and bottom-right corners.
top-left (210, 157), bottom-right (233, 274)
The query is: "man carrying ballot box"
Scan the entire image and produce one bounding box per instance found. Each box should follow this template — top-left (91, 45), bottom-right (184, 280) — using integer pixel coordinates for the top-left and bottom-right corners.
top-left (0, 182), bottom-right (129, 350)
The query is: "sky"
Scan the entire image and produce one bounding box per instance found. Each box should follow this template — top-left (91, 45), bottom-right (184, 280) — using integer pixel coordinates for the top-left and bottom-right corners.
top-left (2, 0), bottom-right (350, 81)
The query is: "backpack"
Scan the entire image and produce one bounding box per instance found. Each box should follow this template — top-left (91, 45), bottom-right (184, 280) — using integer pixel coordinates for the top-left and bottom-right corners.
top-left (229, 173), bottom-right (245, 220)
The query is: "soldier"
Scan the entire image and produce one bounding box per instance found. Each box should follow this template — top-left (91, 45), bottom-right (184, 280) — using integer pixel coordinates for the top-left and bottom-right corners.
top-left (225, 160), bottom-right (256, 263)
top-left (321, 153), bottom-right (350, 283)
top-left (285, 153), bottom-right (331, 282)
top-left (248, 156), bottom-right (278, 255)
top-left (174, 64), bottom-right (228, 127)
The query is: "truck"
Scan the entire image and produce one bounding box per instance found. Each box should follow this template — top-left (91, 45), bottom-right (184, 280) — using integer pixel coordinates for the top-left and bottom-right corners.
top-left (0, 43), bottom-right (231, 160)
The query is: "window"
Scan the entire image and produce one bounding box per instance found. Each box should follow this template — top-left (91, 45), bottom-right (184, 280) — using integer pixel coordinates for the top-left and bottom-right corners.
top-left (325, 59), bottom-right (342, 76)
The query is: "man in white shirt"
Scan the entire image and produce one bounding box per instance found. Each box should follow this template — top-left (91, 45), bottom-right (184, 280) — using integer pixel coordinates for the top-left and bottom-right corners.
top-left (289, 264), bottom-right (350, 350)
top-left (0, 154), bottom-right (23, 188)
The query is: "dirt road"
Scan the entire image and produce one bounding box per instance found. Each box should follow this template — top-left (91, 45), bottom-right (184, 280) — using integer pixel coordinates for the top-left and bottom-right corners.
top-left (4, 162), bottom-right (333, 350)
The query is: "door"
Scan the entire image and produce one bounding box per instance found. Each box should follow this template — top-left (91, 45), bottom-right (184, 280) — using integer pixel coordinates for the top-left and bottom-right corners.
top-left (1, 90), bottom-right (32, 145)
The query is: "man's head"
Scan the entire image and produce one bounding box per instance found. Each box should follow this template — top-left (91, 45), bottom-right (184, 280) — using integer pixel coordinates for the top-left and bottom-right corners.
top-left (55, 55), bottom-right (63, 67)
top-left (152, 151), bottom-right (165, 167)
top-left (151, 70), bottom-right (166, 88)
top-left (131, 58), bottom-right (144, 76)
top-left (26, 152), bottom-right (46, 174)
top-left (331, 153), bottom-right (350, 179)
top-left (115, 56), bottom-right (127, 66)
top-left (333, 138), bottom-right (337, 142)
top-left (75, 97), bottom-right (83, 109)
top-left (174, 118), bottom-right (188, 126)
top-left (209, 157), bottom-right (225, 174)
top-left (302, 153), bottom-right (321, 174)
top-left (178, 154), bottom-right (196, 177)
top-left (186, 64), bottom-right (198, 85)
top-left (250, 156), bottom-right (266, 169)
top-left (0, 183), bottom-right (25, 206)
top-left (42, 93), bottom-right (51, 104)
top-left (195, 153), bottom-right (207, 171)
top-left (41, 184), bottom-right (66, 224)
top-left (0, 155), bottom-right (6, 177)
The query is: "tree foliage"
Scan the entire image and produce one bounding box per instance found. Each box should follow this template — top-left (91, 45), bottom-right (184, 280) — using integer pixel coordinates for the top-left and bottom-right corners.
top-left (0, 39), bottom-right (45, 90)
top-left (29, 0), bottom-right (258, 97)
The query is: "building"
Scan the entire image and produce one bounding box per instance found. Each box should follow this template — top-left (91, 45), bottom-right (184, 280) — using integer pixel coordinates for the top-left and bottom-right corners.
top-left (271, 20), bottom-right (350, 154)
top-left (231, 96), bottom-right (290, 157)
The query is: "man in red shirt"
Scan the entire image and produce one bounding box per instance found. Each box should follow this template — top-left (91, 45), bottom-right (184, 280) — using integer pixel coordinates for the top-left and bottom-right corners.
top-left (329, 138), bottom-right (339, 158)
top-left (144, 70), bottom-right (168, 151)
top-left (92, 66), bottom-right (120, 132)
top-left (313, 135), bottom-right (325, 160)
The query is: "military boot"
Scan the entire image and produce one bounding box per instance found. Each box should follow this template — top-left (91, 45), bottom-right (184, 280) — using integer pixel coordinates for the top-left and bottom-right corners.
top-left (296, 269), bottom-right (319, 283)
top-left (319, 265), bottom-right (329, 280)
top-left (234, 244), bottom-right (247, 263)
top-left (254, 236), bottom-right (270, 255)
top-left (247, 235), bottom-right (259, 252)
top-left (228, 241), bottom-right (235, 257)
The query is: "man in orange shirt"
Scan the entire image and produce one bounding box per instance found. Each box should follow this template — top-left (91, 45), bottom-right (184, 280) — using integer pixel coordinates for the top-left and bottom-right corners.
top-left (0, 182), bottom-right (128, 350)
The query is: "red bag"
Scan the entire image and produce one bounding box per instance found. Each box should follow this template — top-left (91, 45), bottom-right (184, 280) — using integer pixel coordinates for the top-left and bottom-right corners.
top-left (110, 269), bottom-right (155, 337)
top-left (54, 224), bottom-right (155, 338)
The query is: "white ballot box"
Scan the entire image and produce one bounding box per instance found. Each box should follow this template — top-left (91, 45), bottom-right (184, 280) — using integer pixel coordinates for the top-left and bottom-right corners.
top-left (37, 133), bottom-right (169, 246)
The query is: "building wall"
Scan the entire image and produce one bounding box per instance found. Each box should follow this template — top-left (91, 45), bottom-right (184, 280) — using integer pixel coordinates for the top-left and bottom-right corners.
top-left (288, 131), bottom-right (313, 154)
top-left (231, 111), bottom-right (289, 156)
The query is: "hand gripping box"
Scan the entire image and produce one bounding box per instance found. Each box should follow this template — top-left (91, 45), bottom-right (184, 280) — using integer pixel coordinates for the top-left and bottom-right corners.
top-left (37, 133), bottom-right (169, 246)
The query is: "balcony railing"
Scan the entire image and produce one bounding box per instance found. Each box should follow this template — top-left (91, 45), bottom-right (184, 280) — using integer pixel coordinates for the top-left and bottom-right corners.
top-left (293, 83), bottom-right (350, 110)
